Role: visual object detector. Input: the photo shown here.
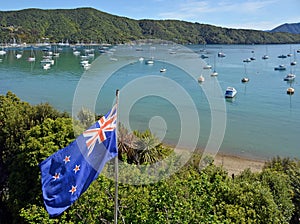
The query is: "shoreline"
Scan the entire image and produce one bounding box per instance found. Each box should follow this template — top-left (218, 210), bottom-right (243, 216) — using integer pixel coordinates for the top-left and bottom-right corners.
top-left (169, 144), bottom-right (266, 176)
top-left (213, 152), bottom-right (265, 176)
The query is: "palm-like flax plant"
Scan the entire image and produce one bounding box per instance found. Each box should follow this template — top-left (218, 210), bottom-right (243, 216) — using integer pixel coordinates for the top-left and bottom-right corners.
top-left (135, 130), bottom-right (173, 165)
top-left (117, 123), bottom-right (139, 163)
top-left (135, 135), bottom-right (162, 164)
top-left (118, 125), bottom-right (173, 165)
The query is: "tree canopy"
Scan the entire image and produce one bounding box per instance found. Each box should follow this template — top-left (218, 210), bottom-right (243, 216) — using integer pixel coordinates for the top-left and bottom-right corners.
top-left (1, 8), bottom-right (300, 45)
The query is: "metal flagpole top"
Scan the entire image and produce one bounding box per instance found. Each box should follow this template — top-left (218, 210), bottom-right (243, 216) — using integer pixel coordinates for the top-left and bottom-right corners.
top-left (114, 89), bottom-right (119, 224)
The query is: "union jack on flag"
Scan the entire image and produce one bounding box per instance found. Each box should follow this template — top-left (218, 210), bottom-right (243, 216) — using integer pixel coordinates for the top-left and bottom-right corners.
top-left (83, 104), bottom-right (117, 156)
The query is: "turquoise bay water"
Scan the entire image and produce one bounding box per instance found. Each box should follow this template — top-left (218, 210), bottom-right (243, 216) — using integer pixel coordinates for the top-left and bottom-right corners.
top-left (0, 44), bottom-right (299, 160)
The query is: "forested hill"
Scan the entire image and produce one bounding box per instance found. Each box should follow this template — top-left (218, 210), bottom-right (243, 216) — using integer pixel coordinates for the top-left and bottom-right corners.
top-left (1, 7), bottom-right (300, 44)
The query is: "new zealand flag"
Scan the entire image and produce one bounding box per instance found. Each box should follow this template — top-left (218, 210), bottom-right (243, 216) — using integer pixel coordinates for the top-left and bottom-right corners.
top-left (39, 104), bottom-right (118, 217)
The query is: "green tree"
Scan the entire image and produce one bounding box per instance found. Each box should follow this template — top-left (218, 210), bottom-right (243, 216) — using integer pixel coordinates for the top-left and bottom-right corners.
top-left (76, 107), bottom-right (96, 130)
top-left (1, 93), bottom-right (298, 223)
top-left (0, 92), bottom-right (69, 224)
top-left (264, 157), bottom-right (300, 223)
top-left (7, 117), bottom-right (75, 222)
top-left (1, 8), bottom-right (300, 44)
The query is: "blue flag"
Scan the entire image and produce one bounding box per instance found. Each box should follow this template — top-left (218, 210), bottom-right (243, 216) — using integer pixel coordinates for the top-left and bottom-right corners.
top-left (39, 104), bottom-right (118, 217)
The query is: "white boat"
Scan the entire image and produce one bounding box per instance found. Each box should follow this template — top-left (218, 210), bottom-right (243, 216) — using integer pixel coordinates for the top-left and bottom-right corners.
top-left (198, 75), bottom-right (205, 83)
top-left (283, 73), bottom-right (296, 81)
top-left (210, 55), bottom-right (218, 76)
top-left (241, 77), bottom-right (249, 82)
top-left (27, 57), bottom-right (35, 62)
top-left (43, 55), bottom-right (52, 59)
top-left (99, 47), bottom-right (108, 53)
top-left (250, 50), bottom-right (256, 60)
top-left (225, 87), bottom-right (237, 98)
top-left (138, 57), bottom-right (144, 62)
top-left (0, 49), bottom-right (6, 55)
top-left (58, 39), bottom-right (70, 47)
top-left (53, 52), bottom-right (60, 57)
top-left (290, 49), bottom-right (297, 66)
top-left (80, 55), bottom-right (89, 60)
top-left (243, 58), bottom-right (251, 62)
top-left (52, 45), bottom-right (60, 57)
top-left (80, 60), bottom-right (89, 66)
top-left (16, 53), bottom-right (22, 59)
top-left (88, 53), bottom-right (95, 58)
top-left (80, 59), bottom-right (91, 69)
top-left (73, 50), bottom-right (81, 56)
top-left (287, 87), bottom-right (295, 95)
top-left (262, 46), bottom-right (269, 60)
top-left (43, 63), bottom-right (51, 70)
top-left (218, 52), bottom-right (226, 57)
top-left (241, 64), bottom-right (250, 83)
top-left (262, 55), bottom-right (269, 60)
top-left (203, 64), bottom-right (212, 69)
top-left (211, 71), bottom-right (218, 76)
top-left (27, 48), bottom-right (35, 62)
top-left (83, 63), bottom-right (91, 70)
top-left (291, 61), bottom-right (297, 66)
top-left (41, 59), bottom-right (54, 65)
top-left (145, 59), bottom-right (154, 65)
top-left (160, 68), bottom-right (167, 72)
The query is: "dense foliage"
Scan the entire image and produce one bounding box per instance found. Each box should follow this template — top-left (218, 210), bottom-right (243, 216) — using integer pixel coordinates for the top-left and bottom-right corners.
top-left (1, 8), bottom-right (300, 45)
top-left (0, 92), bottom-right (299, 223)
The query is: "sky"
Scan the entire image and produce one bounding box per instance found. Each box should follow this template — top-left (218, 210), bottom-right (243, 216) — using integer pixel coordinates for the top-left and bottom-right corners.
top-left (1, 0), bottom-right (300, 30)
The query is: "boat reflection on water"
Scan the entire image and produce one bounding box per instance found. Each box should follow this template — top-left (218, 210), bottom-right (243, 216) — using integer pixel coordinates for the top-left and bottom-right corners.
top-left (225, 97), bottom-right (236, 103)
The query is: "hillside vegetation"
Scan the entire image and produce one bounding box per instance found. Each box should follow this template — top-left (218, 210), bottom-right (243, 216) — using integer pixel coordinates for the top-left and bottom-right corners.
top-left (1, 7), bottom-right (300, 44)
top-left (0, 92), bottom-right (300, 223)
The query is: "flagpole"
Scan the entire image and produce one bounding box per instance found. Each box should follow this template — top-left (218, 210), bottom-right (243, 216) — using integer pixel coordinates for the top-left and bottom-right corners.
top-left (114, 89), bottom-right (119, 224)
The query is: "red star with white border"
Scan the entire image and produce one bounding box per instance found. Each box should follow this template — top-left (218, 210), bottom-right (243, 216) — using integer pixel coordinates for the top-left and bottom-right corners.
top-left (53, 173), bottom-right (60, 180)
top-left (69, 185), bottom-right (77, 195)
top-left (63, 155), bottom-right (71, 164)
top-left (73, 165), bottom-right (80, 174)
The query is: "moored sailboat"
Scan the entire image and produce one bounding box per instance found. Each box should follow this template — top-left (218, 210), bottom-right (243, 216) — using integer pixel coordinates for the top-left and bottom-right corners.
top-left (27, 47), bottom-right (36, 62)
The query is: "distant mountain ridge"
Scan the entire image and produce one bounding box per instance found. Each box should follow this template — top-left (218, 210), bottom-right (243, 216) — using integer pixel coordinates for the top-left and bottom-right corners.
top-left (1, 8), bottom-right (300, 44)
top-left (270, 22), bottom-right (300, 34)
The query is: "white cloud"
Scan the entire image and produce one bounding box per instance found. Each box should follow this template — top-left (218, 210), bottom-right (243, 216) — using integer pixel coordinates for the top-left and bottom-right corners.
top-left (236, 0), bottom-right (279, 13)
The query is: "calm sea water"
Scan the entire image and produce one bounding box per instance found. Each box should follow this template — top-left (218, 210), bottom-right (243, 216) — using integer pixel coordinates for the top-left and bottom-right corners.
top-left (0, 43), bottom-right (299, 160)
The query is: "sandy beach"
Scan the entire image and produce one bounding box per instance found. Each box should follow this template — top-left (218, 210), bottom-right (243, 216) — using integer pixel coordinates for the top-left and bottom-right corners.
top-left (174, 146), bottom-right (266, 176)
top-left (213, 153), bottom-right (265, 176)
